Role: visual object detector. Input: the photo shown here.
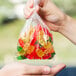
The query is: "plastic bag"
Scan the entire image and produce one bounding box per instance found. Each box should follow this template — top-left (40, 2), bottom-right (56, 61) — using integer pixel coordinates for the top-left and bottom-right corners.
top-left (17, 0), bottom-right (55, 60)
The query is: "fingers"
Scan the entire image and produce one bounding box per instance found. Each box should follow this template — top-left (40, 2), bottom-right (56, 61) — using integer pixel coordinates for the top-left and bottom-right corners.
top-left (18, 63), bottom-right (66, 75)
top-left (24, 0), bottom-right (34, 19)
top-left (50, 64), bottom-right (66, 75)
top-left (24, 65), bottom-right (51, 75)
top-left (24, 5), bottom-right (39, 19)
top-left (24, 0), bottom-right (40, 19)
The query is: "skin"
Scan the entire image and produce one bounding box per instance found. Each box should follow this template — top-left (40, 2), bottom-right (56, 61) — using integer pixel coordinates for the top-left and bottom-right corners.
top-left (1, 0), bottom-right (76, 75)
top-left (0, 62), bottom-right (66, 76)
top-left (24, 0), bottom-right (76, 44)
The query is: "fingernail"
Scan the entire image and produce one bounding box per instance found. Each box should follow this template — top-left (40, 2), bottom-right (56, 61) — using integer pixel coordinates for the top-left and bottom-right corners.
top-left (43, 67), bottom-right (50, 74)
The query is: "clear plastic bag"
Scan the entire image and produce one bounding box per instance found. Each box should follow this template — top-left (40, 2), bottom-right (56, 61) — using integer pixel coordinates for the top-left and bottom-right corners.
top-left (17, 0), bottom-right (55, 60)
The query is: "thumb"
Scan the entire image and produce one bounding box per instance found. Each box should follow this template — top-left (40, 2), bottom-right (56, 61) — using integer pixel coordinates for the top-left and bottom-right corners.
top-left (50, 64), bottom-right (66, 75)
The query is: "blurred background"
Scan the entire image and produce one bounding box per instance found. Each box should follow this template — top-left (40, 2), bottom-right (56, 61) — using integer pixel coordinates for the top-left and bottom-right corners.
top-left (0, 0), bottom-right (76, 75)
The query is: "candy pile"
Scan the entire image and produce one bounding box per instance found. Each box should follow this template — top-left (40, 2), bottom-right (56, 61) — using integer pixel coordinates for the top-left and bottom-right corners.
top-left (17, 24), bottom-right (55, 60)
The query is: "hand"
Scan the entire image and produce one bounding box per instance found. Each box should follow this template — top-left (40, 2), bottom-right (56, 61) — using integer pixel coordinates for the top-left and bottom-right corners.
top-left (0, 62), bottom-right (66, 76)
top-left (24, 0), bottom-right (67, 32)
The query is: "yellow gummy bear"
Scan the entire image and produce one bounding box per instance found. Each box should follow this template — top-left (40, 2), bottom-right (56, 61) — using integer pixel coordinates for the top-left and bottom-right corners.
top-left (27, 45), bottom-right (35, 54)
top-left (36, 49), bottom-right (44, 57)
top-left (25, 26), bottom-right (35, 43)
top-left (39, 30), bottom-right (44, 36)
top-left (23, 43), bottom-right (29, 52)
top-left (44, 41), bottom-right (52, 49)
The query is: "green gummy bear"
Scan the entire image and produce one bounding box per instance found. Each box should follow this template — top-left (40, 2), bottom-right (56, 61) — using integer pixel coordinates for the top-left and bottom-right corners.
top-left (17, 55), bottom-right (27, 60)
top-left (17, 46), bottom-right (23, 52)
top-left (49, 37), bottom-right (53, 44)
